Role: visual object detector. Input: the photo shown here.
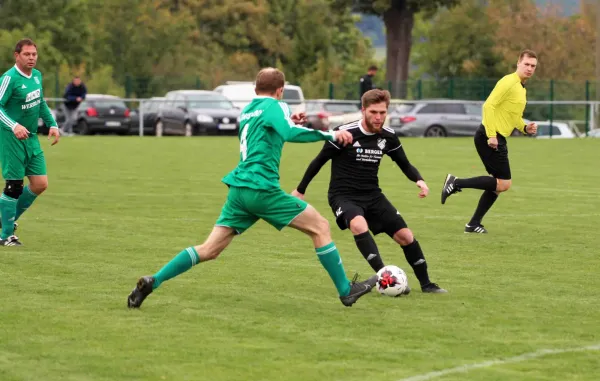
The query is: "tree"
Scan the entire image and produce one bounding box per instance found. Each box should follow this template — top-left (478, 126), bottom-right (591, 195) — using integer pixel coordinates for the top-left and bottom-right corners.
top-left (334, 0), bottom-right (459, 96)
top-left (412, 0), bottom-right (505, 80)
top-left (0, 0), bottom-right (91, 66)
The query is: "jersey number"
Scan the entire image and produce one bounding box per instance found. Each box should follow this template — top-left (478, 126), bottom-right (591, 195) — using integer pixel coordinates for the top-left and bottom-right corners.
top-left (240, 124), bottom-right (249, 161)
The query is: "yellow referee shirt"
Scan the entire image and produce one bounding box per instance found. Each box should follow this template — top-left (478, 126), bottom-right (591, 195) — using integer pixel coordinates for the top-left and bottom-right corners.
top-left (482, 72), bottom-right (527, 138)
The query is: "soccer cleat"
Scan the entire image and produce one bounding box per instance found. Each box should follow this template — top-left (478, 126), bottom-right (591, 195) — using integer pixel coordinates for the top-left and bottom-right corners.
top-left (464, 224), bottom-right (488, 234)
top-left (127, 276), bottom-right (155, 308)
top-left (0, 235), bottom-right (22, 246)
top-left (340, 273), bottom-right (378, 307)
top-left (441, 174), bottom-right (461, 204)
top-left (421, 283), bottom-right (447, 293)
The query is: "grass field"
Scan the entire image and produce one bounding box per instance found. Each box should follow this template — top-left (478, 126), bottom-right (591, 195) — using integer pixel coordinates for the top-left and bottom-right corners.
top-left (1, 135), bottom-right (600, 381)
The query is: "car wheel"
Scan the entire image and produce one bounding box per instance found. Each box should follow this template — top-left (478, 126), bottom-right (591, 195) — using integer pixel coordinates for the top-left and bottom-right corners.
top-left (155, 120), bottom-right (163, 137)
top-left (184, 122), bottom-right (193, 137)
top-left (77, 120), bottom-right (90, 135)
top-left (424, 125), bottom-right (447, 137)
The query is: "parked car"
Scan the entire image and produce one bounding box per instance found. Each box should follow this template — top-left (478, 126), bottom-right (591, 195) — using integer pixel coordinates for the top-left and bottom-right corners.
top-left (53, 94), bottom-right (132, 135)
top-left (304, 100), bottom-right (360, 131)
top-left (388, 100), bottom-right (484, 137)
top-left (532, 121), bottom-right (578, 139)
top-left (129, 97), bottom-right (166, 135)
top-left (214, 81), bottom-right (305, 113)
top-left (156, 90), bottom-right (241, 136)
top-left (37, 107), bottom-right (57, 135)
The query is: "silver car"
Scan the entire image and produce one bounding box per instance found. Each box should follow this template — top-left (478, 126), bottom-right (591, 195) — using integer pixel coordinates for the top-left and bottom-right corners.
top-left (388, 100), bottom-right (484, 137)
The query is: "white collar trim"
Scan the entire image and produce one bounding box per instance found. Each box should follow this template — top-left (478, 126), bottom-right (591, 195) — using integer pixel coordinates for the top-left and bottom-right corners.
top-left (14, 65), bottom-right (32, 79)
top-left (359, 119), bottom-right (375, 135)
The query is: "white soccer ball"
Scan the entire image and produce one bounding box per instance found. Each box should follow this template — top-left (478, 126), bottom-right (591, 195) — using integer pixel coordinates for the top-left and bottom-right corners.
top-left (376, 265), bottom-right (409, 297)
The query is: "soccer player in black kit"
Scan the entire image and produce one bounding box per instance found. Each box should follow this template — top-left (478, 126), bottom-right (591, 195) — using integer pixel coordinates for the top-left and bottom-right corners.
top-left (292, 90), bottom-right (446, 294)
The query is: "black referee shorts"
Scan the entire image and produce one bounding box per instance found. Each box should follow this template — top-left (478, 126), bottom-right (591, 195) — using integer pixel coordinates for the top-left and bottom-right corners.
top-left (329, 193), bottom-right (408, 237)
top-left (474, 125), bottom-right (511, 180)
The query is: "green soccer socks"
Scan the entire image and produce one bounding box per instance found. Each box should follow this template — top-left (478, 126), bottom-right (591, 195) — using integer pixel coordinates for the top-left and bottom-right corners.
top-left (0, 193), bottom-right (17, 239)
top-left (15, 186), bottom-right (38, 221)
top-left (152, 247), bottom-right (201, 289)
top-left (316, 242), bottom-right (351, 297)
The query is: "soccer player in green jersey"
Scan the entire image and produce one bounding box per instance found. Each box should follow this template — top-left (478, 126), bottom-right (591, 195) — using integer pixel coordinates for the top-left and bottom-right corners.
top-left (128, 68), bottom-right (378, 308)
top-left (440, 50), bottom-right (539, 233)
top-left (0, 39), bottom-right (60, 246)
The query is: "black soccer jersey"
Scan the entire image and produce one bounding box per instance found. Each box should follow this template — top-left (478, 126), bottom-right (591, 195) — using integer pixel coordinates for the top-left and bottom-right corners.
top-left (296, 120), bottom-right (424, 199)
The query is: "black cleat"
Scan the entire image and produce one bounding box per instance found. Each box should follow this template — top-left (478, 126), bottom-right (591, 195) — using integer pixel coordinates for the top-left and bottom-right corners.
top-left (441, 174), bottom-right (461, 204)
top-left (127, 276), bottom-right (155, 308)
top-left (464, 224), bottom-right (488, 234)
top-left (340, 273), bottom-right (377, 307)
top-left (422, 282), bottom-right (447, 293)
top-left (0, 235), bottom-right (21, 246)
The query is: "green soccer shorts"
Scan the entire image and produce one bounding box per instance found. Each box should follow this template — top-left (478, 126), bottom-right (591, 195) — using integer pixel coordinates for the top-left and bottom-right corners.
top-left (215, 186), bottom-right (308, 234)
top-left (0, 139), bottom-right (47, 180)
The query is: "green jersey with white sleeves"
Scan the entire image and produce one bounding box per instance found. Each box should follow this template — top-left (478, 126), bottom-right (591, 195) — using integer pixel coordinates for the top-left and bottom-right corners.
top-left (222, 96), bottom-right (335, 190)
top-left (0, 65), bottom-right (58, 137)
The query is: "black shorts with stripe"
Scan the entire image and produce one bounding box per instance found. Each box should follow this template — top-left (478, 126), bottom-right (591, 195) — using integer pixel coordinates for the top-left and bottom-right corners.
top-left (328, 193), bottom-right (408, 237)
top-left (474, 125), bottom-right (511, 180)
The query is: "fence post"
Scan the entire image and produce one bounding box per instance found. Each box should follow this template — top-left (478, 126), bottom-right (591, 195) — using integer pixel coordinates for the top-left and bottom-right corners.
top-left (329, 83), bottom-right (334, 100)
top-left (448, 78), bottom-right (455, 99)
top-left (196, 76), bottom-right (201, 89)
top-left (387, 81), bottom-right (393, 97)
top-left (139, 99), bottom-right (144, 137)
top-left (585, 80), bottom-right (590, 136)
top-left (125, 75), bottom-right (132, 98)
top-left (416, 79), bottom-right (422, 100)
top-left (549, 79), bottom-right (554, 138)
top-left (55, 69), bottom-right (60, 109)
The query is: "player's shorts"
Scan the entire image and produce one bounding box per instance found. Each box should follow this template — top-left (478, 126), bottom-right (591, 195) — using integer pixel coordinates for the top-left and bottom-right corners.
top-left (215, 186), bottom-right (308, 234)
top-left (474, 124), bottom-right (511, 180)
top-left (328, 193), bottom-right (407, 237)
top-left (0, 135), bottom-right (47, 180)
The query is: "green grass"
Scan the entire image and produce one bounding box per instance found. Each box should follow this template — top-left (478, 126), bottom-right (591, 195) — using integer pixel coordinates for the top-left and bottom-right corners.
top-left (1, 135), bottom-right (600, 381)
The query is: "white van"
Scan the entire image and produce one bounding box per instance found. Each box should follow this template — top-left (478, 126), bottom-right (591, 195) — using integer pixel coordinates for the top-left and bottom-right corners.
top-left (214, 82), bottom-right (305, 113)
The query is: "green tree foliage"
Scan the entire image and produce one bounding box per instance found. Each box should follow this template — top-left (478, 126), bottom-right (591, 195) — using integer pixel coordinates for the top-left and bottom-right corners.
top-left (411, 0), bottom-right (505, 80)
top-left (333, 0), bottom-right (460, 96)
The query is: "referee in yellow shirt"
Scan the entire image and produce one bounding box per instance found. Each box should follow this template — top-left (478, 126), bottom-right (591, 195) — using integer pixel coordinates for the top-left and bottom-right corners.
top-left (440, 50), bottom-right (539, 234)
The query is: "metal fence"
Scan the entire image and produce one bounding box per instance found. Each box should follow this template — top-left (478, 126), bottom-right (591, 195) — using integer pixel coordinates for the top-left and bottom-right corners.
top-left (44, 97), bottom-right (600, 138)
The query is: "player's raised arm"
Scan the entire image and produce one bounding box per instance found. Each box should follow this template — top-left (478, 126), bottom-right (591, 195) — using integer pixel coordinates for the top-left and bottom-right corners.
top-left (295, 140), bottom-right (341, 196)
top-left (266, 101), bottom-right (339, 143)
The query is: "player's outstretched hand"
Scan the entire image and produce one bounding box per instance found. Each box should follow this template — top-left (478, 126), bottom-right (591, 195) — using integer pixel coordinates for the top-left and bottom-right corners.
top-left (291, 189), bottom-right (305, 200)
top-left (291, 112), bottom-right (307, 125)
top-left (334, 130), bottom-right (353, 146)
top-left (13, 124), bottom-right (30, 140)
top-left (526, 122), bottom-right (538, 135)
top-left (48, 127), bottom-right (60, 146)
top-left (416, 180), bottom-right (429, 198)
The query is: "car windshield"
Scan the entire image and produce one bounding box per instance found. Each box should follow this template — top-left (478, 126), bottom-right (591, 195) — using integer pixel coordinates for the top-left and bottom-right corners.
top-left (187, 94), bottom-right (234, 109)
top-left (392, 104), bottom-right (416, 113)
top-left (283, 89), bottom-right (302, 104)
top-left (91, 99), bottom-right (126, 108)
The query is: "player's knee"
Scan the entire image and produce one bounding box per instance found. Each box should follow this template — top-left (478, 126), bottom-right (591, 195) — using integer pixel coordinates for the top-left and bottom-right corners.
top-left (4, 180), bottom-right (24, 199)
top-left (315, 214), bottom-right (330, 236)
top-left (196, 243), bottom-right (222, 261)
top-left (349, 216), bottom-right (368, 235)
top-left (393, 228), bottom-right (414, 246)
top-left (30, 178), bottom-right (48, 194)
top-left (496, 179), bottom-right (512, 193)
